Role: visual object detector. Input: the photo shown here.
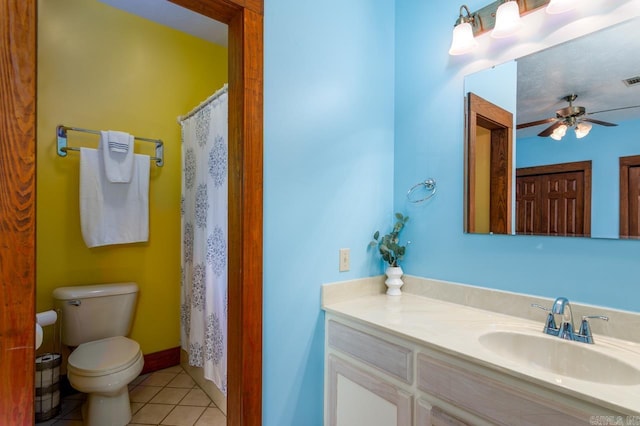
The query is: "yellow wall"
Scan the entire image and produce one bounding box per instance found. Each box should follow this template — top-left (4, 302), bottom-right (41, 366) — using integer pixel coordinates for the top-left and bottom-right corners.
top-left (37, 0), bottom-right (227, 354)
top-left (474, 126), bottom-right (491, 233)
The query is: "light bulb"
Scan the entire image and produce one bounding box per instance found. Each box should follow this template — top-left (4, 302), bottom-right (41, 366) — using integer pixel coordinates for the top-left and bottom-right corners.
top-left (449, 22), bottom-right (478, 55)
top-left (492, 1), bottom-right (522, 38)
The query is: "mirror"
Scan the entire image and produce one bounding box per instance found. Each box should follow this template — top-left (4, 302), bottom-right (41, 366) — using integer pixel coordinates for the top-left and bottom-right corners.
top-left (464, 17), bottom-right (640, 239)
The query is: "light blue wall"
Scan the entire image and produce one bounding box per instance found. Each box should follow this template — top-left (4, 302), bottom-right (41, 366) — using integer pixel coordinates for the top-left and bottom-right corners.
top-left (463, 60), bottom-right (517, 115)
top-left (517, 119), bottom-right (640, 238)
top-left (263, 1), bottom-right (639, 424)
top-left (395, 0), bottom-right (640, 313)
top-left (263, 1), bottom-right (395, 424)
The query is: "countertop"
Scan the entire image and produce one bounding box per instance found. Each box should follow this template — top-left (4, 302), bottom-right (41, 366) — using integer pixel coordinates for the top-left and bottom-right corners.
top-left (323, 292), bottom-right (640, 415)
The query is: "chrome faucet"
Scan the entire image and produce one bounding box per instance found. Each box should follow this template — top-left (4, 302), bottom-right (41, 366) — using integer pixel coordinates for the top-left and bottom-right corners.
top-left (532, 297), bottom-right (609, 344)
top-left (552, 297), bottom-right (575, 340)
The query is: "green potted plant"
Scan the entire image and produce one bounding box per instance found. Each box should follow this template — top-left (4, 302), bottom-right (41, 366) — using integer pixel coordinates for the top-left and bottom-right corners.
top-left (370, 212), bottom-right (409, 295)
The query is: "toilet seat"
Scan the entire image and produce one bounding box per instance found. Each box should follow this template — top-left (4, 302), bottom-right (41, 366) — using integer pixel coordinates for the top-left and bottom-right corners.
top-left (68, 336), bottom-right (141, 377)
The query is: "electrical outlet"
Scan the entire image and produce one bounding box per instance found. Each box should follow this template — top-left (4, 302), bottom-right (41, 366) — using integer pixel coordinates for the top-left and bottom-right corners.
top-left (339, 248), bottom-right (350, 272)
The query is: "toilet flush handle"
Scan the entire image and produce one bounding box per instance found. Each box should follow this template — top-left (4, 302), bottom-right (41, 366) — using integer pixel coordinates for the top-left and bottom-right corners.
top-left (68, 300), bottom-right (81, 306)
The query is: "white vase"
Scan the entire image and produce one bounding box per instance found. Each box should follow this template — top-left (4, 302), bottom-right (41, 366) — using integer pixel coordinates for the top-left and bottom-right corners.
top-left (384, 266), bottom-right (404, 296)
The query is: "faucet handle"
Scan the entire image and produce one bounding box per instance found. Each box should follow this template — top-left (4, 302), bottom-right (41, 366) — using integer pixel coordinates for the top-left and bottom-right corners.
top-left (531, 304), bottom-right (558, 335)
top-left (531, 303), bottom-right (551, 312)
top-left (583, 315), bottom-right (609, 322)
top-left (578, 315), bottom-right (609, 344)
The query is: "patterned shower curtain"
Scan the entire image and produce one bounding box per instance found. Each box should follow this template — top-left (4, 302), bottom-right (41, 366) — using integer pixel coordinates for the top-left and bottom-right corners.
top-left (179, 85), bottom-right (228, 394)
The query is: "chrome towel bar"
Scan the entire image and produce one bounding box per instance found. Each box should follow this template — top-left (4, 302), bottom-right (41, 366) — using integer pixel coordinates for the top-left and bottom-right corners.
top-left (56, 125), bottom-right (164, 167)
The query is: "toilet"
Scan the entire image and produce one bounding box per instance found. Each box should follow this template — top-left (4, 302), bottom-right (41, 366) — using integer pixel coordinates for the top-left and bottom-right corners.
top-left (53, 282), bottom-right (144, 426)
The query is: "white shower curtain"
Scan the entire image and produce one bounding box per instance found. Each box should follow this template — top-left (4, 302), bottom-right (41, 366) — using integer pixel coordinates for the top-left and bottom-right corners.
top-left (179, 85), bottom-right (228, 394)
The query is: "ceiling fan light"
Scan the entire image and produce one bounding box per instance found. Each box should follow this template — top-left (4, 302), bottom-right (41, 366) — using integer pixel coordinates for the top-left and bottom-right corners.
top-left (575, 122), bottom-right (592, 138)
top-left (546, 0), bottom-right (578, 14)
top-left (492, 1), bottom-right (522, 38)
top-left (550, 124), bottom-right (568, 140)
top-left (449, 22), bottom-right (478, 55)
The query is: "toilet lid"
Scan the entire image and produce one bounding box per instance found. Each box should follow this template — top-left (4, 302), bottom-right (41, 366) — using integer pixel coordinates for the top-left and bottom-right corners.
top-left (68, 336), bottom-right (141, 376)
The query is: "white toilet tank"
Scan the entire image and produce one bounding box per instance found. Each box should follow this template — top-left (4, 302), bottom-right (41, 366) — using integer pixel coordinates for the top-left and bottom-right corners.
top-left (53, 282), bottom-right (139, 346)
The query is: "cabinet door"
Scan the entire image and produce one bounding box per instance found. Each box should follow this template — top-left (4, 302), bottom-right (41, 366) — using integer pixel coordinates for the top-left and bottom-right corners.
top-left (327, 355), bottom-right (412, 426)
top-left (516, 161), bottom-right (591, 237)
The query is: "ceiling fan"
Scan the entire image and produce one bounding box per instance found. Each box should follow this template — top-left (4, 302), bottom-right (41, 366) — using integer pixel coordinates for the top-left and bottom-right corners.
top-left (516, 94), bottom-right (640, 140)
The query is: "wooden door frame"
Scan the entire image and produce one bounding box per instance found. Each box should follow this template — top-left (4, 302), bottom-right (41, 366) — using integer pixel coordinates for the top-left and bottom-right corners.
top-left (620, 155), bottom-right (640, 238)
top-left (1, 1), bottom-right (263, 424)
top-left (1, 2), bottom-right (37, 424)
top-left (465, 92), bottom-right (513, 234)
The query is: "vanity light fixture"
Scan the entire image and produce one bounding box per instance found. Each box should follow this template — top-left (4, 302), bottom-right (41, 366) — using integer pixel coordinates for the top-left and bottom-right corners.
top-left (546, 0), bottom-right (578, 14)
top-left (491, 1), bottom-right (522, 38)
top-left (448, 5), bottom-right (478, 55)
top-left (449, 0), bottom-right (562, 56)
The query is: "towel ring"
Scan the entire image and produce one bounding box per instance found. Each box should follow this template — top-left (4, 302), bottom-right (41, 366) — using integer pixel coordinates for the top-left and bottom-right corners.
top-left (407, 178), bottom-right (437, 203)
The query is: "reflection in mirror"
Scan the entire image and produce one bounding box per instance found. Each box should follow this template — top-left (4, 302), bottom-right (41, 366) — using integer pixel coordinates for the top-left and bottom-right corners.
top-left (465, 92), bottom-right (514, 235)
top-left (464, 61), bottom-right (516, 235)
top-left (464, 17), bottom-right (640, 239)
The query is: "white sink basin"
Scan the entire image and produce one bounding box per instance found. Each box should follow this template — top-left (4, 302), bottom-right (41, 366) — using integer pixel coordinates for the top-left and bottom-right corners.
top-left (479, 331), bottom-right (640, 385)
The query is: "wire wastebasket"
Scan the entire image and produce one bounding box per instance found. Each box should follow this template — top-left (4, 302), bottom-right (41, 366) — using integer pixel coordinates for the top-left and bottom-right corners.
top-left (35, 352), bottom-right (62, 422)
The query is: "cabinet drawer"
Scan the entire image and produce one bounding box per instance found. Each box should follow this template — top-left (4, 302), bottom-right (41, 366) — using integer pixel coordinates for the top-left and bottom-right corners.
top-left (328, 320), bottom-right (413, 383)
top-left (416, 399), bottom-right (471, 426)
top-left (417, 353), bottom-right (595, 426)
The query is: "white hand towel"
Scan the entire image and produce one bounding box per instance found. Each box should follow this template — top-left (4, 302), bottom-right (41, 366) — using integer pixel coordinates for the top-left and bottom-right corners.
top-left (80, 147), bottom-right (150, 248)
top-left (107, 130), bottom-right (131, 153)
top-left (100, 130), bottom-right (135, 183)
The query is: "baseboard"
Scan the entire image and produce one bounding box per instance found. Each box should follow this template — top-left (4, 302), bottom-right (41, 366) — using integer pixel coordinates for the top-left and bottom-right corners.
top-left (141, 346), bottom-right (181, 375)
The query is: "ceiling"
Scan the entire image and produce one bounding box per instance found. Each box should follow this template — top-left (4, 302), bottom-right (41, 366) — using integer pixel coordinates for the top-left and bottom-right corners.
top-left (96, 2), bottom-right (639, 139)
top-left (98, 0), bottom-right (228, 47)
top-left (516, 17), bottom-right (640, 138)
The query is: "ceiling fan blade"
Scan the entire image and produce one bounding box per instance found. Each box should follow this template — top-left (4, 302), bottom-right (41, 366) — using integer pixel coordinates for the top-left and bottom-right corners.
top-left (588, 105), bottom-right (640, 115)
top-left (538, 121), bottom-right (563, 137)
top-left (516, 117), bottom-right (556, 129)
top-left (583, 118), bottom-right (618, 127)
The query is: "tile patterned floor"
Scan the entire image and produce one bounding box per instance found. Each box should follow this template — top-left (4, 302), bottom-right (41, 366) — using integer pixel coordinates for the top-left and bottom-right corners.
top-left (39, 365), bottom-right (226, 426)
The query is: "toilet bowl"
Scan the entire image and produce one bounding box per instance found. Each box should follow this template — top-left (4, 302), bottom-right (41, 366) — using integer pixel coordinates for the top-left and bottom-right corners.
top-left (53, 282), bottom-right (143, 426)
top-left (67, 336), bottom-right (144, 426)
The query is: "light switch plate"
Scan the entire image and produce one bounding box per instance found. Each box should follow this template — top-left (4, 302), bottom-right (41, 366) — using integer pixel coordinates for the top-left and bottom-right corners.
top-left (339, 248), bottom-right (350, 272)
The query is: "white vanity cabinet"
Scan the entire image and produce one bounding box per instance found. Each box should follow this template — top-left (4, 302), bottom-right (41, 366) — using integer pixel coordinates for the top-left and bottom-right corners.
top-left (325, 319), bottom-right (414, 426)
top-left (325, 314), bottom-right (625, 426)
